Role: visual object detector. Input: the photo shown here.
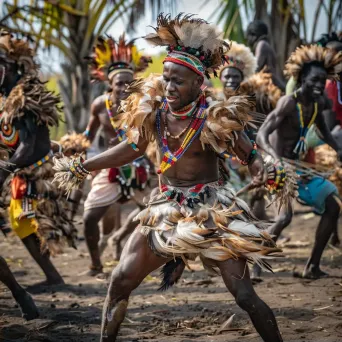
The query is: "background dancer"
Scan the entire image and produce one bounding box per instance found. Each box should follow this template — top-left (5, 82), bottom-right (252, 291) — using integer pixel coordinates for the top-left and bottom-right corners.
top-left (256, 45), bottom-right (342, 279)
top-left (82, 35), bottom-right (152, 275)
top-left (0, 31), bottom-right (76, 286)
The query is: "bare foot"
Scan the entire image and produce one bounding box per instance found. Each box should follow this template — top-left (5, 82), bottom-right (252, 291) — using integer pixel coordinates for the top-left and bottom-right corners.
top-left (330, 233), bottom-right (340, 247)
top-left (14, 291), bottom-right (39, 321)
top-left (293, 266), bottom-right (329, 279)
top-left (85, 265), bottom-right (103, 277)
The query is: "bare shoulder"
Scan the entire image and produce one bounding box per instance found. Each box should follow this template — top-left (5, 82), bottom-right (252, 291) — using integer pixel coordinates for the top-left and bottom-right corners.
top-left (91, 94), bottom-right (107, 116)
top-left (274, 94), bottom-right (295, 113)
top-left (256, 40), bottom-right (271, 53)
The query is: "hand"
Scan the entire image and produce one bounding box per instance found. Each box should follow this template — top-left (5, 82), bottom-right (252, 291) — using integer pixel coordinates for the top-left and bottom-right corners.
top-left (248, 154), bottom-right (268, 188)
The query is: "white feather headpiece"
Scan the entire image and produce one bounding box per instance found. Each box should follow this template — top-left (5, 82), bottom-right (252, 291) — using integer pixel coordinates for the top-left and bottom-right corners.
top-left (219, 41), bottom-right (257, 80)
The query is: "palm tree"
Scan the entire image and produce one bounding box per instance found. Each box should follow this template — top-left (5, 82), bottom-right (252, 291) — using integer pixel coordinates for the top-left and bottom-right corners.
top-left (0, 0), bottom-right (176, 132)
top-left (211, 0), bottom-right (342, 77)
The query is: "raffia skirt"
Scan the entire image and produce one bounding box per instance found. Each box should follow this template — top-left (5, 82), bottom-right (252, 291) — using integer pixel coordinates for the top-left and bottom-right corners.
top-left (136, 180), bottom-right (281, 273)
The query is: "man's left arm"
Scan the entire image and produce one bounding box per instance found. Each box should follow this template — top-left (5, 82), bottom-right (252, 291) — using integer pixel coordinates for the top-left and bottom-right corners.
top-left (232, 131), bottom-right (267, 187)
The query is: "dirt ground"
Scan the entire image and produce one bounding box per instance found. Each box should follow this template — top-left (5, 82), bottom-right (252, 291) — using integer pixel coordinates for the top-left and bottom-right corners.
top-left (1, 202), bottom-right (342, 342)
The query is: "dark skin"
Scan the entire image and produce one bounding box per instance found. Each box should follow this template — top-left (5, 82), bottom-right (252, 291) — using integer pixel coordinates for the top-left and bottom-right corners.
top-left (246, 27), bottom-right (285, 91)
top-left (220, 67), bottom-right (243, 90)
top-left (0, 59), bottom-right (64, 286)
top-left (0, 255), bottom-right (39, 320)
top-left (256, 65), bottom-right (341, 279)
top-left (81, 62), bottom-right (283, 342)
top-left (83, 71), bottom-right (146, 275)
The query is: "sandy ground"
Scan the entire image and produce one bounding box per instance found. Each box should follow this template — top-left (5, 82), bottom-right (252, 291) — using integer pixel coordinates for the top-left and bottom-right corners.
top-left (1, 203), bottom-right (342, 342)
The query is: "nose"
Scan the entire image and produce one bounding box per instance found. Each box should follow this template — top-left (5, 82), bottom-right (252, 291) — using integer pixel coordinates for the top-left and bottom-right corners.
top-left (166, 81), bottom-right (175, 93)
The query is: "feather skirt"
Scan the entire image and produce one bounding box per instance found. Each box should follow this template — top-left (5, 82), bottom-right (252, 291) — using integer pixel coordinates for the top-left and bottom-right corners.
top-left (136, 182), bottom-right (281, 273)
top-left (0, 160), bottom-right (77, 255)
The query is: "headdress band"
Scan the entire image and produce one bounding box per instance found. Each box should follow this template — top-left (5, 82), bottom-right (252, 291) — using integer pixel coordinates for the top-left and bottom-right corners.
top-left (164, 51), bottom-right (205, 77)
top-left (108, 68), bottom-right (134, 80)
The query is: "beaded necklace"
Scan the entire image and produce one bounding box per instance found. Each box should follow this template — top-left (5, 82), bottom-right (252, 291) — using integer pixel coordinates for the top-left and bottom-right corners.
top-left (168, 93), bottom-right (202, 120)
top-left (156, 94), bottom-right (207, 174)
top-left (105, 94), bottom-right (138, 151)
top-left (293, 91), bottom-right (318, 156)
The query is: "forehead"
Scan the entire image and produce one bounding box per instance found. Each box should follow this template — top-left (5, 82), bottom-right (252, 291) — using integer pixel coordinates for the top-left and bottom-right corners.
top-left (221, 67), bottom-right (242, 77)
top-left (112, 72), bottom-right (133, 83)
top-left (163, 61), bottom-right (196, 78)
top-left (305, 65), bottom-right (328, 78)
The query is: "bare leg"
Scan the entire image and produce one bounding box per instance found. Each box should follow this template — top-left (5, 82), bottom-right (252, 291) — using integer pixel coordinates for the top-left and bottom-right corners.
top-left (68, 188), bottom-right (83, 220)
top-left (109, 207), bottom-right (140, 260)
top-left (21, 234), bottom-right (64, 285)
top-left (303, 194), bottom-right (339, 278)
top-left (0, 256), bottom-right (39, 320)
top-left (101, 229), bottom-right (170, 341)
top-left (251, 203), bottom-right (293, 279)
top-left (83, 205), bottom-right (111, 274)
top-left (217, 258), bottom-right (283, 342)
top-left (250, 190), bottom-right (268, 221)
top-left (99, 203), bottom-right (121, 256)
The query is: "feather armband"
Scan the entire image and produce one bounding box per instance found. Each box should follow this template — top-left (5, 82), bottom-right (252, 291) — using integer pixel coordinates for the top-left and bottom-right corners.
top-left (53, 155), bottom-right (90, 196)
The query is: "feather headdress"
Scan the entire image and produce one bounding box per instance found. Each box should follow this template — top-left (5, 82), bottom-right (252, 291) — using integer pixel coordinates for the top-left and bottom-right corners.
top-left (144, 13), bottom-right (229, 78)
top-left (0, 30), bottom-right (37, 76)
top-left (284, 45), bottom-right (342, 81)
top-left (239, 69), bottom-right (282, 114)
top-left (86, 34), bottom-right (152, 82)
top-left (219, 41), bottom-right (257, 80)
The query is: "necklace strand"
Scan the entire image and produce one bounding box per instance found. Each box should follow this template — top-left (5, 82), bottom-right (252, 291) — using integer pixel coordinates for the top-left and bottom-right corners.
top-left (293, 91), bottom-right (318, 155)
top-left (157, 95), bottom-right (207, 174)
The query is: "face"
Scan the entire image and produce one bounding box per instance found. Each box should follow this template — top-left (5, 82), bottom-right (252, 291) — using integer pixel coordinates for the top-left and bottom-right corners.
top-left (162, 62), bottom-right (203, 111)
top-left (301, 65), bottom-right (327, 100)
top-left (110, 71), bottom-right (134, 105)
top-left (246, 28), bottom-right (257, 48)
top-left (220, 67), bottom-right (243, 90)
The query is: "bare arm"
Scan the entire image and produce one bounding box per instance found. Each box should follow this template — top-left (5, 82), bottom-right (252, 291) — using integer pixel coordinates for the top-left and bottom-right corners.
top-left (316, 105), bottom-right (340, 153)
top-left (83, 138), bottom-right (149, 172)
top-left (257, 96), bottom-right (292, 161)
top-left (233, 131), bottom-right (267, 186)
top-left (255, 41), bottom-right (268, 72)
top-left (85, 97), bottom-right (102, 143)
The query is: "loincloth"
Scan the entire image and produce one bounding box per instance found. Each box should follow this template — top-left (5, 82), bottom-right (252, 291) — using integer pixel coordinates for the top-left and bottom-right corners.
top-left (84, 156), bottom-right (151, 210)
top-left (136, 181), bottom-right (281, 273)
top-left (0, 153), bottom-right (77, 254)
top-left (297, 172), bottom-right (338, 215)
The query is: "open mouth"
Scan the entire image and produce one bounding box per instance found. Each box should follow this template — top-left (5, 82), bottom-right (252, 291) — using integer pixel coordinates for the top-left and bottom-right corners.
top-left (166, 96), bottom-right (178, 103)
top-left (312, 89), bottom-right (322, 96)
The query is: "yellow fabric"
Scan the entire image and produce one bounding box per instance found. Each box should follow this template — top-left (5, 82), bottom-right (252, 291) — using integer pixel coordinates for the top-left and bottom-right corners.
top-left (9, 198), bottom-right (38, 239)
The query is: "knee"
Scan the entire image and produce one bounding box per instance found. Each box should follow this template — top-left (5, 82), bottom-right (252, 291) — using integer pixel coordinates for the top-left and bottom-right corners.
top-left (108, 266), bottom-right (139, 298)
top-left (83, 210), bottom-right (99, 230)
top-left (235, 290), bottom-right (259, 312)
top-left (325, 195), bottom-right (340, 218)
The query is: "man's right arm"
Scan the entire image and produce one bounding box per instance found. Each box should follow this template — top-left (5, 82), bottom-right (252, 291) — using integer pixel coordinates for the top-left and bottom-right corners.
top-left (84, 97), bottom-right (102, 143)
top-left (83, 138), bottom-right (149, 172)
top-left (256, 95), bottom-right (291, 161)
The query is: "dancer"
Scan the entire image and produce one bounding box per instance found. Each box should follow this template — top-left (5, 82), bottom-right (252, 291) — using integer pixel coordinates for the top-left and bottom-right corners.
top-left (256, 45), bottom-right (342, 279)
top-left (246, 20), bottom-right (285, 91)
top-left (0, 30), bottom-right (76, 285)
top-left (54, 14), bottom-right (286, 342)
top-left (82, 35), bottom-right (152, 274)
top-left (219, 41), bottom-right (256, 91)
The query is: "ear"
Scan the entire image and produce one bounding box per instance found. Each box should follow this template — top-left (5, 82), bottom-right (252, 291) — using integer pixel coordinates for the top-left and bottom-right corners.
top-left (196, 75), bottom-right (204, 88)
